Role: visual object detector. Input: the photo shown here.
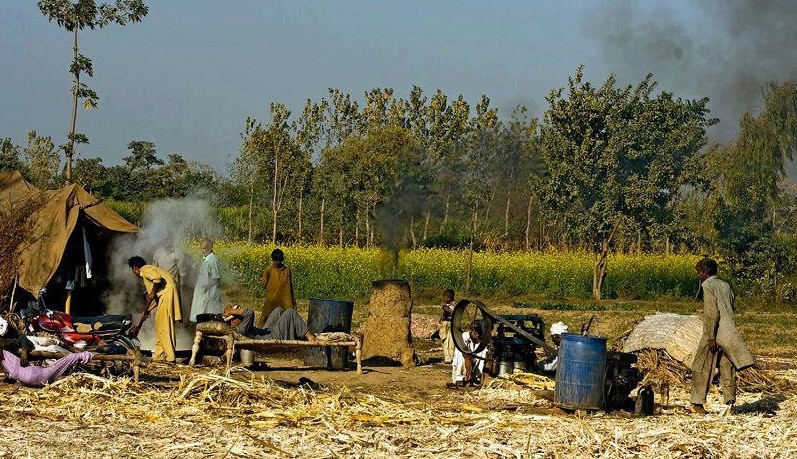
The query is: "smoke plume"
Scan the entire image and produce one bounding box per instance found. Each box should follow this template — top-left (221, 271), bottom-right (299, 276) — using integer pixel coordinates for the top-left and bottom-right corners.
top-left (584, 0), bottom-right (797, 140)
top-left (105, 197), bottom-right (221, 351)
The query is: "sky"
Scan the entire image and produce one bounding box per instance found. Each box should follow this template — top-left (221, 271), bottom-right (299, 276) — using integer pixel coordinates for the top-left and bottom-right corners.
top-left (1, 1), bottom-right (795, 174)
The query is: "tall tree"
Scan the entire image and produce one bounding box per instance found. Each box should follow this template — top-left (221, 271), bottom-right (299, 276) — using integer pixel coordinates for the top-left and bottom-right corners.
top-left (708, 81), bottom-right (797, 289)
top-left (540, 67), bottom-right (713, 299)
top-left (38, 0), bottom-right (148, 182)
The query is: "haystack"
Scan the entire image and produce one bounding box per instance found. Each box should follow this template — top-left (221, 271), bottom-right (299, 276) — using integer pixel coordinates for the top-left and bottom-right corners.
top-left (621, 313), bottom-right (781, 395)
top-left (621, 313), bottom-right (703, 367)
top-left (361, 279), bottom-right (415, 366)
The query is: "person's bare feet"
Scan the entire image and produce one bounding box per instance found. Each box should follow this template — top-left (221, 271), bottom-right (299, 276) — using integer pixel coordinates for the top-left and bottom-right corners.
top-left (690, 404), bottom-right (707, 414)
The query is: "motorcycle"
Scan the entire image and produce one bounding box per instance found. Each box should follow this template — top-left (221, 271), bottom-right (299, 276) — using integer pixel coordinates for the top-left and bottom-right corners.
top-left (21, 289), bottom-right (139, 351)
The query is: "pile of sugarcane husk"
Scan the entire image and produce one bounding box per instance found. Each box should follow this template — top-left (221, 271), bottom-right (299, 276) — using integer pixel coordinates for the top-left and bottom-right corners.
top-left (620, 314), bottom-right (793, 396)
top-left (2, 362), bottom-right (797, 458)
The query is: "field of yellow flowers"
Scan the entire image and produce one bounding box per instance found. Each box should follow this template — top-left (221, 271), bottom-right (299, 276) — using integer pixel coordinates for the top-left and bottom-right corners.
top-left (213, 242), bottom-right (700, 301)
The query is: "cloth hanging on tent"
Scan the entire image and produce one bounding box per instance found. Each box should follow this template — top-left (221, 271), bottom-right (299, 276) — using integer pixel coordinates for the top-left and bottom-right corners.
top-left (82, 226), bottom-right (92, 279)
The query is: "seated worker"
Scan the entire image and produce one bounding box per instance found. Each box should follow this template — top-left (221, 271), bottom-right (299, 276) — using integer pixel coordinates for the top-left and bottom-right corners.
top-left (223, 305), bottom-right (318, 343)
top-left (538, 321), bottom-right (568, 372)
top-left (451, 323), bottom-right (488, 386)
top-left (0, 317), bottom-right (93, 387)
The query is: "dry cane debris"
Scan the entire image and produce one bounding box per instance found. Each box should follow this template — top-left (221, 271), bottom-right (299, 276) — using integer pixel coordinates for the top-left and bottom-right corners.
top-left (1, 360), bottom-right (796, 459)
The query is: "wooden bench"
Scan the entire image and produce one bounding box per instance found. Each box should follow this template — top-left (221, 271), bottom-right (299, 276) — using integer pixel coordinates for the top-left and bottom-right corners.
top-left (26, 348), bottom-right (143, 382)
top-left (188, 322), bottom-right (363, 374)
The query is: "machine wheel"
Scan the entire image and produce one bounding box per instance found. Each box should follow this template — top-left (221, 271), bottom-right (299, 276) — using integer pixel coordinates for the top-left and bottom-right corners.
top-left (450, 299), bottom-right (493, 355)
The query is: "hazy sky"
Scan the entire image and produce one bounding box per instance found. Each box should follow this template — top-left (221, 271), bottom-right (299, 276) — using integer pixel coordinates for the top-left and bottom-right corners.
top-left (2, 1), bottom-right (795, 174)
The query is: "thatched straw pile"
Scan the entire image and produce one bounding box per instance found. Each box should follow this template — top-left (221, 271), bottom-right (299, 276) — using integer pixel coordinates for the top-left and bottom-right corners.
top-left (2, 360), bottom-right (796, 458)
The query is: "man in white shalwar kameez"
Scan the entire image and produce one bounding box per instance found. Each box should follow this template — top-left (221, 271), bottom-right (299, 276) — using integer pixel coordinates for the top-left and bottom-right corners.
top-left (189, 238), bottom-right (223, 322)
top-left (452, 326), bottom-right (488, 386)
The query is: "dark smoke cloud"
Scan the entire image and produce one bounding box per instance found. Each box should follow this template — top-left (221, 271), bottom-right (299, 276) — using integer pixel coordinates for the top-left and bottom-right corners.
top-left (584, 0), bottom-right (797, 140)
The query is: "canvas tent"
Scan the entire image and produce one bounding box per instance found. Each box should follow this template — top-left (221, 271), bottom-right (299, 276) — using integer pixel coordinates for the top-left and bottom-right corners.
top-left (0, 171), bottom-right (138, 300)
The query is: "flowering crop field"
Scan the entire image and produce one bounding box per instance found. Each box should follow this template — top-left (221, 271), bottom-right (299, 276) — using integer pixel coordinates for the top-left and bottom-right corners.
top-left (214, 242), bottom-right (700, 301)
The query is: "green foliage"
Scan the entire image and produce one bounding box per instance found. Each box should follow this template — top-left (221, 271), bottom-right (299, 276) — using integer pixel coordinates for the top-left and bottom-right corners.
top-left (0, 138), bottom-right (24, 173)
top-left (539, 66), bottom-right (714, 298)
top-left (22, 130), bottom-right (60, 188)
top-left (104, 200), bottom-right (147, 225)
top-left (707, 82), bottom-right (797, 294)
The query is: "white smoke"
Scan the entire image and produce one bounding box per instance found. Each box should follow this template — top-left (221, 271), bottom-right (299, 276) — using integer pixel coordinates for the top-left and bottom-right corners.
top-left (105, 197), bottom-right (222, 352)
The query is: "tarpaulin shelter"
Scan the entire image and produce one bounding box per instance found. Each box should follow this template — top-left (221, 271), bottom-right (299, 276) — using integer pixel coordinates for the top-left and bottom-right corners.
top-left (0, 171), bottom-right (138, 304)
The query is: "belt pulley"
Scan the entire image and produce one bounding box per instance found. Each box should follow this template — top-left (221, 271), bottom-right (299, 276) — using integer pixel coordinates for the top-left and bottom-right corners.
top-left (449, 299), bottom-right (557, 356)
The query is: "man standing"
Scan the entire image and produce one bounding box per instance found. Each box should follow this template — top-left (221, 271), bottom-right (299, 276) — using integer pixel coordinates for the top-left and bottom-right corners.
top-left (190, 238), bottom-right (223, 322)
top-left (258, 248), bottom-right (296, 328)
top-left (128, 256), bottom-right (182, 363)
top-left (438, 289), bottom-right (456, 364)
top-left (690, 258), bottom-right (754, 414)
top-left (152, 237), bottom-right (185, 320)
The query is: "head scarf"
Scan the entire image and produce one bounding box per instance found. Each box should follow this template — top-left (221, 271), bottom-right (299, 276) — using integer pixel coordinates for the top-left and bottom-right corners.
top-left (550, 321), bottom-right (568, 336)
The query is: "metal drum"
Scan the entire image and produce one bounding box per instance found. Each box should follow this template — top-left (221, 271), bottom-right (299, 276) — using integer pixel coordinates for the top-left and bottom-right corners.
top-left (303, 298), bottom-right (354, 370)
top-left (554, 334), bottom-right (607, 410)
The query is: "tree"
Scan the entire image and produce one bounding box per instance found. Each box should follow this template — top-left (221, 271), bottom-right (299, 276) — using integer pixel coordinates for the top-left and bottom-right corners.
top-left (72, 156), bottom-right (108, 192)
top-left (22, 131), bottom-right (60, 188)
top-left (38, 0), bottom-right (148, 182)
top-left (707, 81), bottom-right (797, 293)
top-left (540, 67), bottom-right (713, 299)
top-left (0, 138), bottom-right (24, 173)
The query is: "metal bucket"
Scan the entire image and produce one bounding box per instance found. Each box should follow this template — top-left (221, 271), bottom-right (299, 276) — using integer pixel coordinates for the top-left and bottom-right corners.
top-left (498, 350), bottom-right (514, 376)
top-left (240, 349), bottom-right (254, 366)
top-left (303, 298), bottom-right (354, 370)
top-left (554, 334), bottom-right (607, 410)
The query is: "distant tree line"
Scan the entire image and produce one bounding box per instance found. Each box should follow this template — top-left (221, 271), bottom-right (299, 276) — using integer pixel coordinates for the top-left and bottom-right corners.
top-left (3, 70), bottom-right (796, 299)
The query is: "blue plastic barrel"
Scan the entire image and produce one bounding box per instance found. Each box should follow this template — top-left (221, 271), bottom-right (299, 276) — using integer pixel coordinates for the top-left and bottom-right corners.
top-left (554, 334), bottom-right (607, 410)
top-left (303, 298), bottom-right (354, 370)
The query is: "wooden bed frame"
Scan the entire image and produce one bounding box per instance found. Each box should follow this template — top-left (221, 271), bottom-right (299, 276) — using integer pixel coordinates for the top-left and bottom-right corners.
top-left (187, 325), bottom-right (363, 374)
top-left (26, 348), bottom-right (143, 382)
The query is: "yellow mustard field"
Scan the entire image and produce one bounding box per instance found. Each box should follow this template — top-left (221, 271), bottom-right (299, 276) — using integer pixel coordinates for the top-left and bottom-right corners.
top-left (213, 243), bottom-right (700, 301)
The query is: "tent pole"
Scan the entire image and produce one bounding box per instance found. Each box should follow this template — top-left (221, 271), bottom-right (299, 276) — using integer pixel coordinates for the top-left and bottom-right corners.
top-left (8, 275), bottom-right (17, 313)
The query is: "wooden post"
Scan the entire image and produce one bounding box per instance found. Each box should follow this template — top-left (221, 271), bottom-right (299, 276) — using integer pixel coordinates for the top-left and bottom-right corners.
top-left (64, 290), bottom-right (72, 315)
top-left (355, 337), bottom-right (363, 375)
top-left (224, 333), bottom-right (235, 370)
top-left (188, 330), bottom-right (203, 366)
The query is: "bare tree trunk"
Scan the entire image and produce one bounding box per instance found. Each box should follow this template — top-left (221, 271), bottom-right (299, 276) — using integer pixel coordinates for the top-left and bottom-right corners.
top-left (592, 249), bottom-right (609, 301)
top-left (271, 155), bottom-right (279, 243)
top-left (592, 225), bottom-right (619, 300)
top-left (525, 194), bottom-right (533, 250)
top-left (465, 211), bottom-right (476, 294)
top-left (504, 186), bottom-right (512, 237)
top-left (538, 206), bottom-right (545, 251)
top-left (297, 194), bottom-right (303, 242)
top-left (319, 198), bottom-right (325, 245)
top-left (339, 227), bottom-right (344, 248)
top-left (637, 228), bottom-right (642, 255)
top-left (247, 179), bottom-right (254, 244)
top-left (364, 204), bottom-right (371, 247)
top-left (483, 187), bottom-right (496, 223)
top-left (665, 236), bottom-right (671, 255)
top-left (440, 194), bottom-right (450, 234)
top-left (409, 215), bottom-right (417, 249)
top-left (65, 28), bottom-right (79, 183)
top-left (423, 209), bottom-right (430, 243)
top-left (355, 206), bottom-right (360, 247)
